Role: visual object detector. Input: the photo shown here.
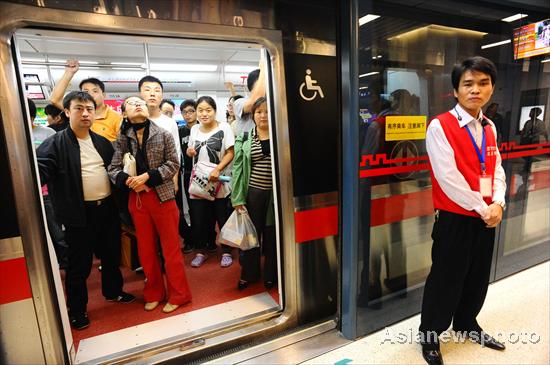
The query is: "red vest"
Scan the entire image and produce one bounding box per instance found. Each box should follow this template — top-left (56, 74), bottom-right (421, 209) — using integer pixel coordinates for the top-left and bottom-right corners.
top-left (430, 111), bottom-right (497, 217)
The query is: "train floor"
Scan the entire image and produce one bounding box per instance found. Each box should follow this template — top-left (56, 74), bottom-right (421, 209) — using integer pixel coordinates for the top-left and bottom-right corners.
top-left (64, 249), bottom-right (279, 363)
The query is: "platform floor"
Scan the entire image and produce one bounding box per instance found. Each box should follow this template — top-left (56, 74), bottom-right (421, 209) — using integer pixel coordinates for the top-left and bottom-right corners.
top-left (306, 261), bottom-right (549, 365)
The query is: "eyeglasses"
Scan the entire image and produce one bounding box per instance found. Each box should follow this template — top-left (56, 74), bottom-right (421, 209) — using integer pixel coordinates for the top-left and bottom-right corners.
top-left (126, 100), bottom-right (147, 107)
top-left (183, 109), bottom-right (196, 115)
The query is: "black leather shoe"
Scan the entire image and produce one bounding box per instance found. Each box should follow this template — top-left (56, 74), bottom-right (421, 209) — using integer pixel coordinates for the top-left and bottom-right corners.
top-left (106, 292), bottom-right (136, 304)
top-left (422, 349), bottom-right (443, 365)
top-left (237, 280), bottom-right (249, 290)
top-left (472, 333), bottom-right (506, 350)
top-left (70, 313), bottom-right (90, 330)
top-left (264, 281), bottom-right (275, 290)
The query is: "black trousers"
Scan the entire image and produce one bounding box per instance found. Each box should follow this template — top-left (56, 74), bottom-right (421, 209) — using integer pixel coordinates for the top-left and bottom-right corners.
top-left (176, 172), bottom-right (193, 246)
top-left (43, 194), bottom-right (68, 267)
top-left (64, 196), bottom-right (123, 315)
top-left (190, 197), bottom-right (231, 254)
top-left (419, 210), bottom-right (495, 350)
top-left (239, 187), bottom-right (276, 283)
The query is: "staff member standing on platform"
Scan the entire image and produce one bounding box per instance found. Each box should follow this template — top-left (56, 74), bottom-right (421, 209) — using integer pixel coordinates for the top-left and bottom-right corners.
top-left (37, 91), bottom-right (134, 331)
top-left (419, 56), bottom-right (507, 365)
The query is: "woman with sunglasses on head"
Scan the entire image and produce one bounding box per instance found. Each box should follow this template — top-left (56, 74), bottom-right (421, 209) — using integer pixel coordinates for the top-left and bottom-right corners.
top-left (231, 97), bottom-right (276, 290)
top-left (108, 96), bottom-right (191, 313)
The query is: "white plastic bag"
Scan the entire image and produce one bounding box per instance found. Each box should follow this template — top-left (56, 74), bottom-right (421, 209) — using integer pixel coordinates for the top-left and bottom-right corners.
top-left (220, 208), bottom-right (259, 250)
top-left (189, 161), bottom-right (221, 201)
top-left (123, 152), bottom-right (137, 177)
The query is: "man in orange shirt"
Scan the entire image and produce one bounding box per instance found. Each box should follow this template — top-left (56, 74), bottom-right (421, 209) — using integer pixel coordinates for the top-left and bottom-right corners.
top-left (49, 59), bottom-right (122, 141)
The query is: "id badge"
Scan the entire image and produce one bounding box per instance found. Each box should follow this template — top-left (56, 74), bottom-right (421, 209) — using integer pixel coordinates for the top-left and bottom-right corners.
top-left (479, 175), bottom-right (492, 198)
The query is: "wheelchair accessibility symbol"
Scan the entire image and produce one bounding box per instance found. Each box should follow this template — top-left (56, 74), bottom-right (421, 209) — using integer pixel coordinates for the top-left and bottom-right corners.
top-left (299, 69), bottom-right (324, 101)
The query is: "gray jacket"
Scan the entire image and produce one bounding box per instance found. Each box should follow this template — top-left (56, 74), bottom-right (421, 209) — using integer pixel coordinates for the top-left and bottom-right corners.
top-left (108, 119), bottom-right (179, 202)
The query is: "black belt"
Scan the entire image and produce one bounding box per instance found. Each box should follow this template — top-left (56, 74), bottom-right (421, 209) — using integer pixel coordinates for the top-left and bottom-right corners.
top-left (84, 196), bottom-right (111, 207)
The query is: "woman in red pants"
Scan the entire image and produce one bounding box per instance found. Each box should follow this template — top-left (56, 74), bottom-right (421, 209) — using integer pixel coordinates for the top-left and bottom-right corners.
top-left (109, 96), bottom-right (191, 313)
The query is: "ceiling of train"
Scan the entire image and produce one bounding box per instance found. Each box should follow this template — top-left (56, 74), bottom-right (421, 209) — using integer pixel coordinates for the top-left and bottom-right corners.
top-left (16, 28), bottom-right (261, 94)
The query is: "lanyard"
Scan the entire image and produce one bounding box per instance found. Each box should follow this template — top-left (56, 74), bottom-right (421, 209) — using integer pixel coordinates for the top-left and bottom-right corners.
top-left (465, 123), bottom-right (486, 173)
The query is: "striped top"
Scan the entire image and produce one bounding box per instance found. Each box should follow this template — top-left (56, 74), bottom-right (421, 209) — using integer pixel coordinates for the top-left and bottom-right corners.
top-left (249, 134), bottom-right (272, 190)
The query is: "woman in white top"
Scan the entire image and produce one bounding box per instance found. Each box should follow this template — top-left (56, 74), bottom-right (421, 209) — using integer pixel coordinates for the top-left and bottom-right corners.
top-left (187, 96), bottom-right (235, 268)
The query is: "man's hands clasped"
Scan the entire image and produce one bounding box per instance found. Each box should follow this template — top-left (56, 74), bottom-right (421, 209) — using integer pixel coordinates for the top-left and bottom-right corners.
top-left (483, 203), bottom-right (503, 228)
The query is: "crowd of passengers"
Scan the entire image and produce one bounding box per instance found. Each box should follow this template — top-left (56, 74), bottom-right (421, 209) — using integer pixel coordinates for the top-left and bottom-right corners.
top-left (31, 59), bottom-right (275, 330)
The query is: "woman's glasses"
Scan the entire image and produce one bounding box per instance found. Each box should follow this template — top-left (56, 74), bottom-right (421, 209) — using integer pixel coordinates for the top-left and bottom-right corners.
top-left (126, 100), bottom-right (147, 107)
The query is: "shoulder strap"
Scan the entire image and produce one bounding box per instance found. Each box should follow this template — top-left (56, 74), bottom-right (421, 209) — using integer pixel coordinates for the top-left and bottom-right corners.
top-left (126, 134), bottom-right (133, 154)
top-left (242, 131), bottom-right (249, 142)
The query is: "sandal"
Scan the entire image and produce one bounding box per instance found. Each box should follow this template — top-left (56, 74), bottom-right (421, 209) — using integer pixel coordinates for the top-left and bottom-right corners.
top-left (191, 253), bottom-right (207, 267)
top-left (220, 254), bottom-right (233, 268)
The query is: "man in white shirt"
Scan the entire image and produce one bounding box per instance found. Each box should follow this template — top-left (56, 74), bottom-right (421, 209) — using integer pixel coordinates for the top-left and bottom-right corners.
top-left (232, 60), bottom-right (266, 137)
top-left (420, 56), bottom-right (506, 365)
top-left (138, 76), bottom-right (181, 191)
top-left (37, 91), bottom-right (135, 331)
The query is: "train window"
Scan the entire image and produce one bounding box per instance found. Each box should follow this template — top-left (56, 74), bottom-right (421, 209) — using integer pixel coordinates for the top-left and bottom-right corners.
top-left (14, 28), bottom-right (282, 363)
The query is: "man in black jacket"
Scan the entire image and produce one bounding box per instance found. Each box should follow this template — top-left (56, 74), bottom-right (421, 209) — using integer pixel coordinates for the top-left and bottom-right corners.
top-left (37, 91), bottom-right (134, 330)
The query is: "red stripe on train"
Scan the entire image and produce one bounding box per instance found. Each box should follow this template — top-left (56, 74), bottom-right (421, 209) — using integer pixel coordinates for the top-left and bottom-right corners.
top-left (0, 257), bottom-right (32, 305)
top-left (294, 206), bottom-right (338, 243)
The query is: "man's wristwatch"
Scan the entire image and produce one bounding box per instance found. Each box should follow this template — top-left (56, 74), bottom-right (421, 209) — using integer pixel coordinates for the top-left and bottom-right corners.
top-left (493, 200), bottom-right (506, 210)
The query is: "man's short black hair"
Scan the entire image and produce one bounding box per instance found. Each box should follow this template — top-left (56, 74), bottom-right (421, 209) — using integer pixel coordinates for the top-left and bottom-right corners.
top-left (63, 91), bottom-right (97, 110)
top-left (247, 69), bottom-right (260, 92)
top-left (27, 98), bottom-right (37, 120)
top-left (180, 99), bottom-right (196, 112)
top-left (451, 56), bottom-right (497, 91)
top-left (230, 95), bottom-right (244, 103)
top-left (45, 104), bottom-right (63, 117)
top-left (160, 99), bottom-right (175, 109)
top-left (138, 75), bottom-right (163, 91)
top-left (79, 77), bottom-right (105, 93)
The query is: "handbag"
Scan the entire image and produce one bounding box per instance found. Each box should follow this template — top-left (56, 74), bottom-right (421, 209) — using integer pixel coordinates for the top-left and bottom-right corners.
top-left (219, 208), bottom-right (259, 250)
top-left (123, 152), bottom-right (137, 177)
top-left (189, 161), bottom-right (222, 201)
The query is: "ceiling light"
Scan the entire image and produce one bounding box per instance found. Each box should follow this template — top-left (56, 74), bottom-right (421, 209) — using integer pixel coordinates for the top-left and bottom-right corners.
top-left (150, 63), bottom-right (217, 72)
top-left (541, 59), bottom-right (550, 63)
top-left (481, 39), bottom-right (511, 49)
top-left (359, 86), bottom-right (368, 90)
top-left (224, 65), bottom-right (257, 73)
top-left (111, 62), bottom-right (143, 66)
top-left (359, 14), bottom-right (380, 26)
top-left (359, 72), bottom-right (379, 78)
top-left (21, 57), bottom-right (44, 62)
top-left (48, 59), bottom-right (98, 64)
top-left (501, 14), bottom-right (527, 22)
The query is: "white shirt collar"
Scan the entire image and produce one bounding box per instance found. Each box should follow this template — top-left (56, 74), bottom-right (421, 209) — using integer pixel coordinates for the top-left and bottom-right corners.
top-left (451, 103), bottom-right (484, 128)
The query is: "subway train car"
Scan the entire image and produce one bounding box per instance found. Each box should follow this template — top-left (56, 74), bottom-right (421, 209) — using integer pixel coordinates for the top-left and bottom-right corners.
top-left (1, 0), bottom-right (549, 364)
top-left (0, 1), bottom-right (340, 364)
